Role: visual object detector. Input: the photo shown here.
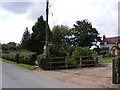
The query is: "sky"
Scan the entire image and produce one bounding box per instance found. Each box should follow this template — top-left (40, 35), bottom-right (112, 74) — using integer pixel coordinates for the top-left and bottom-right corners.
top-left (0, 0), bottom-right (119, 44)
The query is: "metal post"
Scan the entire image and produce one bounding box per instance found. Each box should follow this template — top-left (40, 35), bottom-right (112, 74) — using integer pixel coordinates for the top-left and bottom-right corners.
top-left (45, 0), bottom-right (49, 58)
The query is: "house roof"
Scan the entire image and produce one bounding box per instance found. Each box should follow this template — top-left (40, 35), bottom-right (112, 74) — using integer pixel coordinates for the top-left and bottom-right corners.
top-left (100, 36), bottom-right (120, 45)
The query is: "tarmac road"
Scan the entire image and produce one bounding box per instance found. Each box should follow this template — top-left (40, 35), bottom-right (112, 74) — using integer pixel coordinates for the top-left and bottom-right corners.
top-left (1, 60), bottom-right (80, 88)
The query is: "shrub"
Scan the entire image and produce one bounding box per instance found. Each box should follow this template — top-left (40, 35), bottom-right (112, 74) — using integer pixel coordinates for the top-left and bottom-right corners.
top-left (35, 54), bottom-right (47, 69)
top-left (19, 51), bottom-right (37, 65)
top-left (49, 45), bottom-right (66, 57)
top-left (72, 47), bottom-right (95, 57)
top-left (68, 57), bottom-right (78, 66)
top-left (71, 47), bottom-right (96, 66)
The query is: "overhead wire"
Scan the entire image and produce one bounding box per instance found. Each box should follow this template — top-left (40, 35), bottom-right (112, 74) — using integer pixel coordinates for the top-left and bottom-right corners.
top-left (49, 0), bottom-right (59, 26)
top-left (49, 6), bottom-right (55, 26)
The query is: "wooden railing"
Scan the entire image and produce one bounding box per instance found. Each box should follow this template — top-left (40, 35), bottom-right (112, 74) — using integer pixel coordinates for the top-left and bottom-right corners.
top-left (45, 55), bottom-right (101, 69)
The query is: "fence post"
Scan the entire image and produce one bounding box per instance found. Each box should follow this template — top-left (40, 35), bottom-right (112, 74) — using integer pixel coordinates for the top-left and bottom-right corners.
top-left (112, 59), bottom-right (116, 84)
top-left (65, 57), bottom-right (68, 69)
top-left (93, 55), bottom-right (96, 66)
top-left (50, 58), bottom-right (52, 70)
top-left (80, 57), bottom-right (82, 67)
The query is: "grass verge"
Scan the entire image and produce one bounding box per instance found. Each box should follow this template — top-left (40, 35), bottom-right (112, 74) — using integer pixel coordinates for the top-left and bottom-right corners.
top-left (0, 58), bottom-right (37, 70)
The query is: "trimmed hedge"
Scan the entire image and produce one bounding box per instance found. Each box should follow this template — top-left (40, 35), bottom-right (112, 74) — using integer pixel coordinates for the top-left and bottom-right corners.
top-left (2, 51), bottom-right (37, 65)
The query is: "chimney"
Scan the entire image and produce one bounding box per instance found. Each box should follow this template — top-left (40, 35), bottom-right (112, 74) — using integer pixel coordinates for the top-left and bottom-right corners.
top-left (103, 35), bottom-right (106, 40)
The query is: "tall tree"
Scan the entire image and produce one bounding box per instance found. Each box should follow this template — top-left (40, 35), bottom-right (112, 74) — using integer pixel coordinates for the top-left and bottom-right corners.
top-left (30, 16), bottom-right (50, 54)
top-left (20, 27), bottom-right (31, 50)
top-left (50, 25), bottom-right (71, 56)
top-left (52, 25), bottom-right (70, 48)
top-left (71, 20), bottom-right (101, 47)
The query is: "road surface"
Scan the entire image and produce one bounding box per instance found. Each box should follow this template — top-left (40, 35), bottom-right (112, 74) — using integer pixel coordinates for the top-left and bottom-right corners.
top-left (1, 60), bottom-right (80, 88)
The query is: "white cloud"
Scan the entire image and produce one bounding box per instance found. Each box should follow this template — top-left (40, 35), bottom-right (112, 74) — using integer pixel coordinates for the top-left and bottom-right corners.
top-left (49, 0), bottom-right (118, 38)
top-left (0, 9), bottom-right (34, 43)
top-left (0, 0), bottom-right (119, 44)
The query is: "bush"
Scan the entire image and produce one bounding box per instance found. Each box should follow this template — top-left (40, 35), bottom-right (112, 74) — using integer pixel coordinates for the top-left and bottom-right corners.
top-left (72, 47), bottom-right (95, 57)
top-left (19, 51), bottom-right (37, 65)
top-left (35, 54), bottom-right (47, 69)
top-left (71, 47), bottom-right (96, 66)
top-left (2, 52), bottom-right (19, 62)
top-left (68, 57), bottom-right (78, 66)
top-left (49, 45), bottom-right (66, 57)
top-left (2, 51), bottom-right (37, 65)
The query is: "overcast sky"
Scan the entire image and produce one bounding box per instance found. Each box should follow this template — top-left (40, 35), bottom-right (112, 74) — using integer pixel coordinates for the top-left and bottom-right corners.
top-left (0, 0), bottom-right (119, 44)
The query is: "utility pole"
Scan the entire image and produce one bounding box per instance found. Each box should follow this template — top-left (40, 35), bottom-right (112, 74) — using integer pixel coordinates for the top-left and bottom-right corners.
top-left (45, 0), bottom-right (49, 58)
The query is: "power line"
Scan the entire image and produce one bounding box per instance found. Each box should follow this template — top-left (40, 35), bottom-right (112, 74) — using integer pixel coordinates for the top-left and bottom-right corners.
top-left (49, 6), bottom-right (55, 26)
top-left (49, 0), bottom-right (59, 7)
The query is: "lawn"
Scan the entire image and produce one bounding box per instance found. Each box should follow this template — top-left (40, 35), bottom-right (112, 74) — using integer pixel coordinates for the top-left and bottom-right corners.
top-left (0, 58), bottom-right (37, 70)
top-left (101, 57), bottom-right (113, 63)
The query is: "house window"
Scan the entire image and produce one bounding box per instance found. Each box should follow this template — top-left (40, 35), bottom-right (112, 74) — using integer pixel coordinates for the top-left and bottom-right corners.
top-left (114, 40), bottom-right (118, 45)
top-left (104, 42), bottom-right (108, 46)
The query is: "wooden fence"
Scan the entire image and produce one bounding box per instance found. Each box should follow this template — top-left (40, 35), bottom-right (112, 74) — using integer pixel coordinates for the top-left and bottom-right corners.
top-left (112, 57), bottom-right (120, 84)
top-left (45, 55), bottom-right (101, 69)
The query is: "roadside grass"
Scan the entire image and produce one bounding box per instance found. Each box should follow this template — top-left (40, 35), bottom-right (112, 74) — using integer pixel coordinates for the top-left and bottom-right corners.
top-left (0, 58), bottom-right (37, 70)
top-left (101, 57), bottom-right (113, 63)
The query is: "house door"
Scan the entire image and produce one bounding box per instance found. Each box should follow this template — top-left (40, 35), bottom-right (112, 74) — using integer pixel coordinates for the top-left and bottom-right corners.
top-left (112, 49), bottom-right (115, 55)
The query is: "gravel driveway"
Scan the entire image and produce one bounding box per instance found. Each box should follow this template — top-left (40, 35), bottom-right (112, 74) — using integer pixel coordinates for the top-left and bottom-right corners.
top-left (34, 62), bottom-right (120, 88)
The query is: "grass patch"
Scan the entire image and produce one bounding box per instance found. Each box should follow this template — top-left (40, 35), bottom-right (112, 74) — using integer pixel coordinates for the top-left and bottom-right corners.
top-left (0, 58), bottom-right (37, 70)
top-left (101, 57), bottom-right (113, 62)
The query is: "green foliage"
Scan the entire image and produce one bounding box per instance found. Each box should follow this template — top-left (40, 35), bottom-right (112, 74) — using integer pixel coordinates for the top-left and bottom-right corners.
top-left (93, 47), bottom-right (101, 55)
top-left (51, 25), bottom-right (70, 47)
top-left (2, 51), bottom-right (37, 65)
top-left (30, 16), bottom-right (51, 54)
top-left (99, 51), bottom-right (107, 57)
top-left (99, 51), bottom-right (116, 57)
top-left (19, 51), bottom-right (37, 65)
top-left (72, 47), bottom-right (95, 57)
top-left (71, 20), bottom-right (101, 47)
top-left (71, 47), bottom-right (96, 66)
top-left (20, 27), bottom-right (31, 50)
top-left (49, 45), bottom-right (66, 57)
top-left (65, 46), bottom-right (75, 57)
top-left (2, 42), bottom-right (17, 51)
top-left (51, 25), bottom-right (71, 57)
top-left (2, 50), bottom-right (14, 53)
top-left (36, 54), bottom-right (46, 69)
top-left (68, 57), bottom-right (78, 66)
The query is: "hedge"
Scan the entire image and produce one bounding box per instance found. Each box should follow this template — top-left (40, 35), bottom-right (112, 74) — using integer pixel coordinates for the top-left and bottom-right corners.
top-left (2, 51), bottom-right (37, 65)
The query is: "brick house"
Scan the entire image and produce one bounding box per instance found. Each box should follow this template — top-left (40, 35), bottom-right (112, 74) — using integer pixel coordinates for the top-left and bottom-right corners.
top-left (100, 35), bottom-right (120, 55)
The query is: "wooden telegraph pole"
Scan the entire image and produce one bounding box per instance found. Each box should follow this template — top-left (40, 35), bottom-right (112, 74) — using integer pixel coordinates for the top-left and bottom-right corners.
top-left (45, 0), bottom-right (49, 58)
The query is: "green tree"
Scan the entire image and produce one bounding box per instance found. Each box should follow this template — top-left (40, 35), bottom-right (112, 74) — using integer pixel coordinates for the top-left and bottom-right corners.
top-left (71, 20), bottom-right (101, 47)
top-left (2, 42), bottom-right (17, 51)
top-left (52, 25), bottom-right (70, 47)
top-left (20, 27), bottom-right (31, 50)
top-left (51, 25), bottom-right (71, 56)
top-left (30, 16), bottom-right (50, 54)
